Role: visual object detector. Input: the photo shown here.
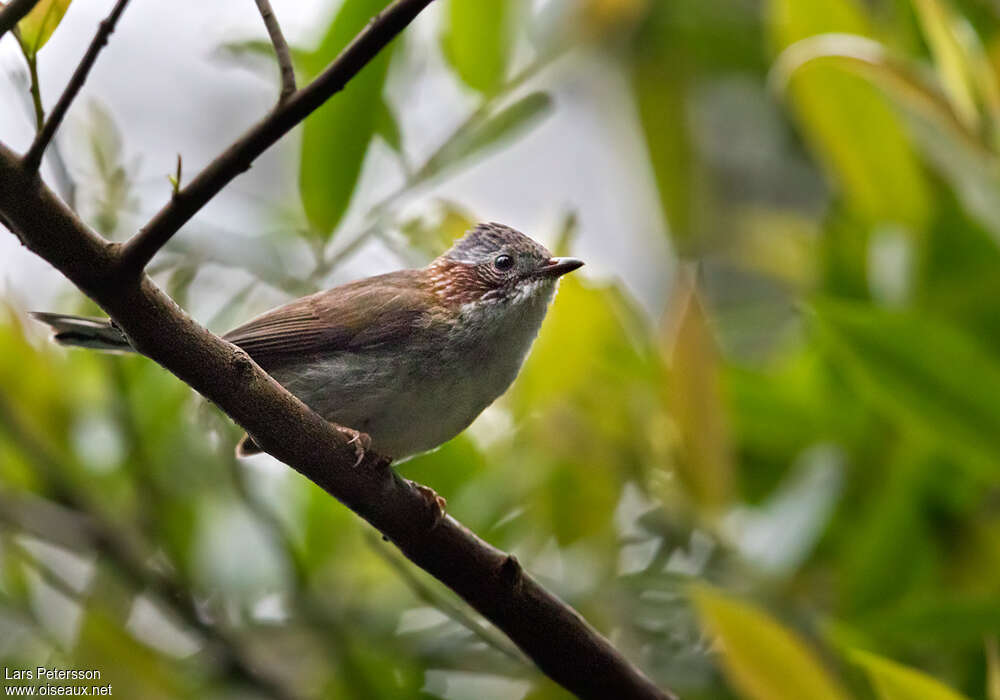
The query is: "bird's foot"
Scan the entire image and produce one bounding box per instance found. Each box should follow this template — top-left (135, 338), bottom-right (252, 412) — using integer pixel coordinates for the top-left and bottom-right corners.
top-left (409, 480), bottom-right (446, 529)
top-left (336, 426), bottom-right (372, 467)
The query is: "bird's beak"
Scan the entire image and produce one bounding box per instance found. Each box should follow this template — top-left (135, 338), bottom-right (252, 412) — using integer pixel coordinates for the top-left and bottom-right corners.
top-left (533, 257), bottom-right (584, 278)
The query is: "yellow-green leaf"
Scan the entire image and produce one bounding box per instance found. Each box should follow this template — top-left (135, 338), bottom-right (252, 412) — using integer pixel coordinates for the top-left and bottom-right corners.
top-left (664, 275), bottom-right (733, 509)
top-left (911, 0), bottom-right (979, 130)
top-left (986, 637), bottom-right (1000, 700)
top-left (17, 0), bottom-right (72, 57)
top-left (692, 586), bottom-right (850, 700)
top-left (771, 33), bottom-right (985, 155)
top-left (441, 0), bottom-right (510, 95)
top-left (851, 649), bottom-right (971, 700)
top-left (767, 0), bottom-right (930, 228)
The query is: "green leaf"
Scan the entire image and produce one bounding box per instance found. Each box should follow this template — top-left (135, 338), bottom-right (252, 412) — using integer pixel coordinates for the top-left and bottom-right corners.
top-left (812, 299), bottom-right (1000, 472)
top-left (911, 0), bottom-right (979, 130)
top-left (16, 0), bottom-right (72, 57)
top-left (441, 0), bottom-right (510, 95)
top-left (771, 33), bottom-right (984, 155)
top-left (633, 50), bottom-right (696, 251)
top-left (666, 278), bottom-right (734, 509)
top-left (987, 637), bottom-right (1000, 700)
top-left (692, 586), bottom-right (850, 700)
top-left (374, 99), bottom-right (403, 153)
top-left (298, 0), bottom-right (395, 238)
top-left (767, 0), bottom-right (931, 228)
top-left (850, 649), bottom-right (971, 700)
top-left (413, 92), bottom-right (553, 185)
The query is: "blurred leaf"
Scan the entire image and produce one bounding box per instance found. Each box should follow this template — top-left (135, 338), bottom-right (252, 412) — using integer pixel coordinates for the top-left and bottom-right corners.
top-left (987, 636), bottom-right (1000, 700)
top-left (74, 606), bottom-right (191, 700)
top-left (812, 298), bottom-right (1000, 473)
top-left (633, 49), bottom-right (696, 250)
top-left (863, 597), bottom-right (1000, 647)
top-left (850, 648), bottom-right (970, 700)
top-left (16, 0), bottom-right (71, 57)
top-left (413, 92), bottom-right (553, 185)
top-left (911, 0), bottom-right (979, 130)
top-left (398, 200), bottom-right (475, 261)
top-left (771, 33), bottom-right (984, 154)
top-left (298, 0), bottom-right (395, 238)
top-left (509, 277), bottom-right (662, 541)
top-left (768, 0), bottom-right (931, 228)
top-left (214, 38), bottom-right (309, 75)
top-left (692, 586), bottom-right (850, 700)
top-left (375, 99), bottom-right (403, 153)
top-left (441, 0), bottom-right (510, 95)
top-left (663, 276), bottom-right (733, 509)
top-left (838, 446), bottom-right (935, 613)
top-left (69, 100), bottom-right (137, 237)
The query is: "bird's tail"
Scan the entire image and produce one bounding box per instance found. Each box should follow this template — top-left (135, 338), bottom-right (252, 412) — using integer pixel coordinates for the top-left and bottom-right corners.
top-left (30, 312), bottom-right (133, 352)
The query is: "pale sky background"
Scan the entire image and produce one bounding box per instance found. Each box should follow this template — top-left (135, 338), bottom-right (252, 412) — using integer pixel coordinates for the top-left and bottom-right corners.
top-left (0, 0), bottom-right (674, 321)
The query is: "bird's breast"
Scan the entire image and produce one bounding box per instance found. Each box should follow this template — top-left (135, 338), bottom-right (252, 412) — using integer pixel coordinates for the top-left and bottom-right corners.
top-left (269, 285), bottom-right (555, 460)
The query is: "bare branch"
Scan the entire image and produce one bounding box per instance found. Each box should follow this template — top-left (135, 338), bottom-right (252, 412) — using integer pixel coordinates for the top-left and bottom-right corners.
top-left (22, 0), bottom-right (131, 172)
top-left (0, 0), bottom-right (39, 40)
top-left (0, 141), bottom-right (676, 700)
top-left (119, 0), bottom-right (435, 277)
top-left (253, 0), bottom-right (296, 102)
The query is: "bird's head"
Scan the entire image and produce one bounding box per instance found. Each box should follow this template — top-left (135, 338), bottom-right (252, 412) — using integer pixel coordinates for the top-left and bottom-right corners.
top-left (427, 223), bottom-right (583, 309)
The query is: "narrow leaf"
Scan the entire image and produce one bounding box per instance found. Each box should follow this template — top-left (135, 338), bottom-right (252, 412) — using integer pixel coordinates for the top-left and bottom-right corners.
top-left (414, 92), bottom-right (553, 185)
top-left (375, 99), bottom-right (403, 153)
top-left (911, 0), bottom-right (979, 130)
top-left (298, 0), bottom-right (395, 239)
top-left (664, 275), bottom-right (733, 509)
top-left (692, 586), bottom-right (849, 700)
top-left (987, 637), bottom-right (1000, 700)
top-left (851, 649), bottom-right (971, 700)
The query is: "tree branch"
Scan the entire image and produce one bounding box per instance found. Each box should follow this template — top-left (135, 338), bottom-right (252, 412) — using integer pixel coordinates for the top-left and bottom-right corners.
top-left (253, 0), bottom-right (296, 102)
top-left (0, 141), bottom-right (674, 699)
top-left (0, 0), bottom-right (38, 40)
top-left (21, 0), bottom-right (131, 172)
top-left (118, 0), bottom-right (434, 277)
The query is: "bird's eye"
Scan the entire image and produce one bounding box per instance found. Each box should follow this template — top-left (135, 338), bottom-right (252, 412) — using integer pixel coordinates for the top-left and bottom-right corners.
top-left (494, 254), bottom-right (514, 271)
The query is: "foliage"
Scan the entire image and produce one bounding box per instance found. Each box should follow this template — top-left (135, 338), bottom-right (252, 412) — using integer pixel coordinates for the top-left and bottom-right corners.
top-left (2, 0), bottom-right (1000, 698)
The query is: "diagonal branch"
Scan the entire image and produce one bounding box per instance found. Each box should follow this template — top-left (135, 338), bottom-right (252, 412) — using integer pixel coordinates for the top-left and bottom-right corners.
top-left (0, 140), bottom-right (676, 700)
top-left (0, 0), bottom-right (39, 40)
top-left (118, 0), bottom-right (434, 278)
top-left (22, 0), bottom-right (131, 172)
top-left (253, 0), bottom-right (296, 102)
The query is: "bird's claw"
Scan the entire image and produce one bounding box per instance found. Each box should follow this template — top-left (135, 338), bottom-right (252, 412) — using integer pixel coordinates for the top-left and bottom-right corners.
top-left (336, 426), bottom-right (372, 467)
top-left (409, 480), bottom-right (446, 528)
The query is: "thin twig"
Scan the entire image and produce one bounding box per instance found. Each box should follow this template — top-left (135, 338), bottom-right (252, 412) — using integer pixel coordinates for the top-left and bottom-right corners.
top-left (253, 0), bottom-right (296, 102)
top-left (0, 0), bottom-right (39, 40)
top-left (24, 53), bottom-right (43, 129)
top-left (22, 0), bottom-right (132, 173)
top-left (118, 0), bottom-right (437, 276)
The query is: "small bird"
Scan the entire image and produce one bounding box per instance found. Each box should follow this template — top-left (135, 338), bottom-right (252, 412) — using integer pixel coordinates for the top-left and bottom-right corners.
top-left (32, 223), bottom-right (583, 462)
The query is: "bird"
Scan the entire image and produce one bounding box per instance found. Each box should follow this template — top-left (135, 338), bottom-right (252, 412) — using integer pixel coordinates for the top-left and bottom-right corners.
top-left (32, 223), bottom-right (584, 463)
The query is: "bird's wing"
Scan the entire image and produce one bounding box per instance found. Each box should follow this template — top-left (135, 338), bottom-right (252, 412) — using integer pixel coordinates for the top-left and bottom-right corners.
top-left (223, 270), bottom-right (432, 370)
